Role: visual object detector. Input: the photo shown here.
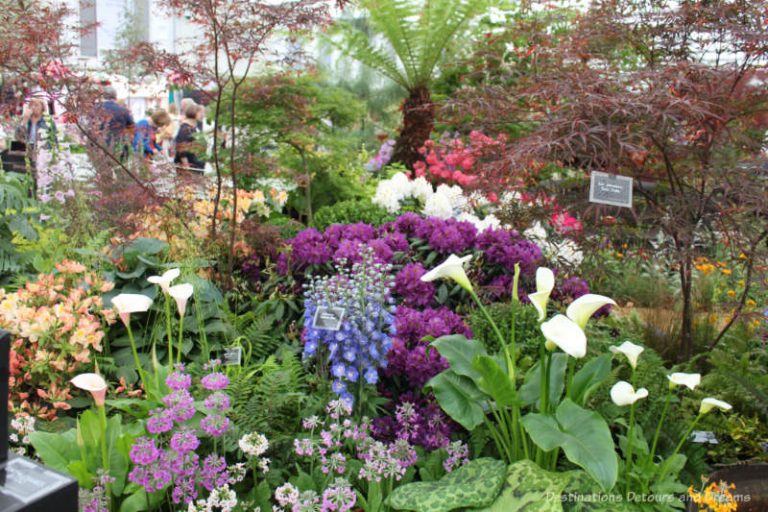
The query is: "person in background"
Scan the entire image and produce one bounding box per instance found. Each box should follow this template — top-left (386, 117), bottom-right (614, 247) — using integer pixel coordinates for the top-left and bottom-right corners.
top-left (174, 103), bottom-right (205, 171)
top-left (15, 97), bottom-right (55, 150)
top-left (133, 109), bottom-right (171, 157)
top-left (96, 85), bottom-right (134, 159)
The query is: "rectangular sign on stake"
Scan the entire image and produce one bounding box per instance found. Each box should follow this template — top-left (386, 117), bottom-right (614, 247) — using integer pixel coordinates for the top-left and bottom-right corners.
top-left (312, 306), bottom-right (346, 331)
top-left (223, 346), bottom-right (242, 366)
top-left (589, 171), bottom-right (633, 208)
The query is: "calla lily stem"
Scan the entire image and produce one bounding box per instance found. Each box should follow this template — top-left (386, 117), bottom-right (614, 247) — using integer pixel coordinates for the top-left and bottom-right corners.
top-left (643, 389), bottom-right (673, 492)
top-left (125, 322), bottom-right (148, 392)
top-left (624, 367), bottom-right (638, 497)
top-left (164, 294), bottom-right (174, 365)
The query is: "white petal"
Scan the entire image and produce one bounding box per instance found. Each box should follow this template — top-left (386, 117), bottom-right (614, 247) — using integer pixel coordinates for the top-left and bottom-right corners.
top-left (536, 267), bottom-right (555, 294)
top-left (420, 254), bottom-right (473, 292)
top-left (112, 293), bottom-right (153, 314)
top-left (566, 294), bottom-right (616, 329)
top-left (540, 314), bottom-right (587, 358)
top-left (71, 373), bottom-right (107, 392)
top-left (700, 398), bottom-right (732, 414)
top-left (609, 341), bottom-right (644, 369)
top-left (610, 381), bottom-right (648, 406)
top-left (667, 372), bottom-right (701, 391)
top-left (169, 283), bottom-right (194, 317)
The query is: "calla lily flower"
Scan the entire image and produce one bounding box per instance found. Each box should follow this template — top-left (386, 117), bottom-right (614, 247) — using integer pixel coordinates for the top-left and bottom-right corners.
top-left (610, 381), bottom-right (649, 407)
top-left (667, 372), bottom-right (701, 391)
top-left (540, 314), bottom-right (587, 358)
top-left (566, 294), bottom-right (616, 329)
top-left (168, 283), bottom-right (194, 317)
top-left (147, 268), bottom-right (181, 294)
top-left (71, 373), bottom-right (107, 407)
top-left (112, 293), bottom-right (153, 326)
top-left (700, 398), bottom-right (732, 414)
top-left (609, 341), bottom-right (644, 369)
top-left (421, 254), bottom-right (473, 293)
top-left (529, 267), bottom-right (555, 321)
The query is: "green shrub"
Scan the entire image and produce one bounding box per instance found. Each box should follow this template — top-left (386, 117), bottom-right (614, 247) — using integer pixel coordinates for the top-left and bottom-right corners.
top-left (313, 199), bottom-right (395, 230)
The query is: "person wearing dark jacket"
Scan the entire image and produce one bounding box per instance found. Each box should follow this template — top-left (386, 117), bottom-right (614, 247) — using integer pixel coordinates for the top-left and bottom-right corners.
top-left (96, 85), bottom-right (134, 159)
top-left (15, 97), bottom-right (56, 150)
top-left (174, 104), bottom-right (205, 171)
top-left (133, 110), bottom-right (171, 157)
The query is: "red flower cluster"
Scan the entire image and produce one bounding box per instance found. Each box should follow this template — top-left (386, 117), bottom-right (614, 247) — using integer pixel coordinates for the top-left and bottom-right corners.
top-left (413, 130), bottom-right (507, 187)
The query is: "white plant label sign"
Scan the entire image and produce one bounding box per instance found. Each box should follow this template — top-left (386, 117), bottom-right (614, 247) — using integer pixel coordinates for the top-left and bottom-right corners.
top-left (312, 306), bottom-right (346, 331)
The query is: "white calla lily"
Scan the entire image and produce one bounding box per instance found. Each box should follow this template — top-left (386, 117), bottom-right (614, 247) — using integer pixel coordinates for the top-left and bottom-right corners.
top-left (420, 254), bottom-right (473, 293)
top-left (111, 293), bottom-right (153, 326)
top-left (71, 373), bottom-right (107, 406)
top-left (667, 372), bottom-right (701, 391)
top-left (609, 341), bottom-right (645, 369)
top-left (610, 381), bottom-right (649, 407)
top-left (700, 398), bottom-right (732, 414)
top-left (528, 267), bottom-right (555, 321)
top-left (566, 294), bottom-right (616, 329)
top-left (147, 268), bottom-right (181, 293)
top-left (540, 314), bottom-right (587, 358)
top-left (168, 284), bottom-right (194, 318)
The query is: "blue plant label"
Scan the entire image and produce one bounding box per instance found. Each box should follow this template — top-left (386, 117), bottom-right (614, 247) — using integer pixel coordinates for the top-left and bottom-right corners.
top-left (223, 346), bottom-right (242, 366)
top-left (312, 306), bottom-right (346, 331)
top-left (589, 171), bottom-right (633, 208)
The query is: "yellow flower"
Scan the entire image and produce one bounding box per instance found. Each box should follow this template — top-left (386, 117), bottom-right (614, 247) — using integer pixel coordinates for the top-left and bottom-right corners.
top-left (726, 290), bottom-right (736, 298)
top-left (720, 268), bottom-right (732, 275)
top-left (739, 252), bottom-right (747, 259)
top-left (746, 299), bottom-right (756, 307)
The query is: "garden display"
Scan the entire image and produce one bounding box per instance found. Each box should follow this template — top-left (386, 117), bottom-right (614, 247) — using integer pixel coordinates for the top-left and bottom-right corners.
top-left (0, 0), bottom-right (766, 511)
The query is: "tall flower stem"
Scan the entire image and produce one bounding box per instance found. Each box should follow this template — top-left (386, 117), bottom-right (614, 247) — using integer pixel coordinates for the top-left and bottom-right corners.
top-left (176, 313), bottom-right (185, 366)
top-left (565, 356), bottom-right (575, 399)
top-left (164, 294), bottom-right (173, 365)
top-left (126, 322), bottom-right (148, 392)
top-left (97, 404), bottom-right (111, 502)
top-left (643, 388), bottom-right (673, 490)
top-left (670, 413), bottom-right (703, 461)
top-left (624, 367), bottom-right (638, 497)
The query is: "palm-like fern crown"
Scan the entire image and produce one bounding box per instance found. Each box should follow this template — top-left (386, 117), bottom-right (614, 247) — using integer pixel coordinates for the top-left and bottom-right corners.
top-left (335, 0), bottom-right (489, 91)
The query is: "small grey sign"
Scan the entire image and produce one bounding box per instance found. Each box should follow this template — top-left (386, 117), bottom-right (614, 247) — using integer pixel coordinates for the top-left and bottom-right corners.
top-left (589, 171), bottom-right (633, 208)
top-left (691, 430), bottom-right (719, 444)
top-left (1, 457), bottom-right (71, 504)
top-left (312, 306), bottom-right (346, 331)
top-left (223, 346), bottom-right (242, 366)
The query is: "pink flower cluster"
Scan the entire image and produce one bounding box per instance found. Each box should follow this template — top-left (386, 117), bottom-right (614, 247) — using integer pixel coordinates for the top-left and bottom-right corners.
top-left (0, 261), bottom-right (115, 420)
top-left (413, 130), bottom-right (507, 187)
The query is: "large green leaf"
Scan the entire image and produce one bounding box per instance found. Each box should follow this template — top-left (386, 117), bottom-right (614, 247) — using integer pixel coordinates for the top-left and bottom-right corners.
top-left (426, 371), bottom-right (486, 430)
top-left (570, 354), bottom-right (612, 405)
top-left (474, 460), bottom-right (572, 512)
top-left (521, 399), bottom-right (618, 491)
top-left (430, 335), bottom-right (487, 381)
top-left (29, 429), bottom-right (80, 473)
top-left (472, 355), bottom-right (521, 408)
top-left (520, 353), bottom-right (568, 408)
top-left (388, 458), bottom-right (506, 512)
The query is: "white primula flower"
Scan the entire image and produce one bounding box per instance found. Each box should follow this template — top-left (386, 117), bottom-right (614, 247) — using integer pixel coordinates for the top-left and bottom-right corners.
top-left (540, 314), bottom-right (587, 358)
top-left (700, 398), bottom-right (732, 414)
top-left (421, 254), bottom-right (473, 293)
top-left (667, 372), bottom-right (701, 391)
top-left (528, 267), bottom-right (555, 321)
top-left (610, 381), bottom-right (649, 406)
top-left (566, 294), bottom-right (616, 329)
top-left (239, 432), bottom-right (269, 457)
top-left (609, 341), bottom-right (645, 369)
top-left (423, 190), bottom-right (454, 219)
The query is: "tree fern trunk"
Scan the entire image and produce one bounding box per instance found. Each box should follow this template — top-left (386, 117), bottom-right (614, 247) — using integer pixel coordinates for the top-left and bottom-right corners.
top-left (391, 85), bottom-right (434, 169)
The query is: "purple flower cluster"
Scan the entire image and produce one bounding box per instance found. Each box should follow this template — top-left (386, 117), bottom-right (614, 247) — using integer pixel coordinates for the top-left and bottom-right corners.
top-left (476, 228), bottom-right (542, 276)
top-left (372, 393), bottom-right (455, 450)
top-left (395, 263), bottom-right (435, 308)
top-left (79, 471), bottom-right (114, 512)
top-left (386, 307), bottom-right (472, 389)
top-left (128, 363), bottom-right (239, 506)
top-left (365, 139), bottom-right (395, 172)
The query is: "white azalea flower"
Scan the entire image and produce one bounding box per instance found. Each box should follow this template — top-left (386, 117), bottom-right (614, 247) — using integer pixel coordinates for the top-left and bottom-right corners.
top-left (529, 267), bottom-right (555, 321)
top-left (168, 283), bottom-right (194, 317)
top-left (700, 398), bottom-right (732, 414)
top-left (610, 381), bottom-right (649, 406)
top-left (523, 221), bottom-right (548, 243)
top-left (373, 184), bottom-right (402, 213)
top-left (609, 341), bottom-right (645, 369)
top-left (409, 176), bottom-right (433, 203)
top-left (540, 314), bottom-right (587, 358)
top-left (667, 372), bottom-right (701, 391)
top-left (421, 254), bottom-right (473, 293)
top-left (147, 268), bottom-right (181, 294)
top-left (112, 293), bottom-right (153, 326)
top-left (566, 294), bottom-right (616, 329)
